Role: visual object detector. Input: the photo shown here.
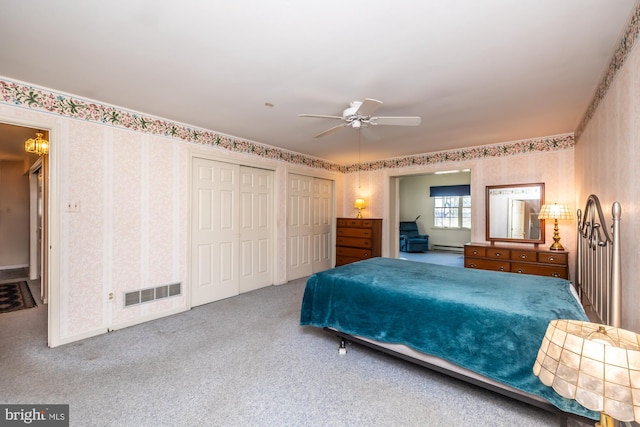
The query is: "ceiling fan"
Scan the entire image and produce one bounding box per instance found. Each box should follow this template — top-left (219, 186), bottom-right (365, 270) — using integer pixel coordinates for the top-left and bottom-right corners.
top-left (299, 98), bottom-right (421, 138)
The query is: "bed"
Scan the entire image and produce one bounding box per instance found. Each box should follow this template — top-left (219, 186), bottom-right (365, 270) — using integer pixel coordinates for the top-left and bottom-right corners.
top-left (300, 195), bottom-right (622, 426)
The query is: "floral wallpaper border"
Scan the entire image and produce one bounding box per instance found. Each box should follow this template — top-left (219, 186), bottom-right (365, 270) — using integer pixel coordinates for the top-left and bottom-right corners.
top-left (345, 134), bottom-right (574, 173)
top-left (575, 1), bottom-right (640, 140)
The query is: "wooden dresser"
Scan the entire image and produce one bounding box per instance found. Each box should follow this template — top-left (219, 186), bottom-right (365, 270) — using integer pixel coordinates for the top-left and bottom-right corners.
top-left (336, 218), bottom-right (382, 266)
top-left (464, 243), bottom-right (569, 279)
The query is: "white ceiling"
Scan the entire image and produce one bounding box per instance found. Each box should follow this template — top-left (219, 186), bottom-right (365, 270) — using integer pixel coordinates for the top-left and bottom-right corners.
top-left (0, 1), bottom-right (636, 165)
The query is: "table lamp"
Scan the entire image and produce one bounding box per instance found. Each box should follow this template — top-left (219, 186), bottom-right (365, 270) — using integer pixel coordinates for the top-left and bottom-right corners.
top-left (538, 203), bottom-right (573, 251)
top-left (533, 319), bottom-right (640, 426)
top-left (354, 198), bottom-right (365, 219)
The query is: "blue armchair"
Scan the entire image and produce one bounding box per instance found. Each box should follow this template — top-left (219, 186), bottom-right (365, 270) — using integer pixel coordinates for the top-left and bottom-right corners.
top-left (399, 220), bottom-right (429, 252)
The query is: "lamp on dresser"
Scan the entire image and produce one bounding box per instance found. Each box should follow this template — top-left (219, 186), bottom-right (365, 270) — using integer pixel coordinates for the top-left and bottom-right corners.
top-left (538, 203), bottom-right (573, 251)
top-left (533, 319), bottom-right (640, 427)
top-left (354, 198), bottom-right (366, 219)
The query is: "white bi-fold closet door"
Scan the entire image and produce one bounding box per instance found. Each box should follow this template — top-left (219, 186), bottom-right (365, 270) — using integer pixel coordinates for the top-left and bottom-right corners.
top-left (191, 157), bottom-right (273, 307)
top-left (286, 174), bottom-right (332, 281)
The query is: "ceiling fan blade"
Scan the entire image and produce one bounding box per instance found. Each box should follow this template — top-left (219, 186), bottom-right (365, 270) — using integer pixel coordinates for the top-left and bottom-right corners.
top-left (355, 98), bottom-right (383, 117)
top-left (314, 123), bottom-right (347, 138)
top-left (369, 116), bottom-right (421, 126)
top-left (299, 114), bottom-right (343, 120)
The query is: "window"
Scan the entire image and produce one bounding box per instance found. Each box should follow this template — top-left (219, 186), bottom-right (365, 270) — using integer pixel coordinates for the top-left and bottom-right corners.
top-left (429, 184), bottom-right (471, 229)
top-left (433, 195), bottom-right (471, 228)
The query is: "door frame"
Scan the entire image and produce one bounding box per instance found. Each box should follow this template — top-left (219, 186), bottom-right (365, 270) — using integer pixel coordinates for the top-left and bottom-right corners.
top-left (28, 157), bottom-right (43, 282)
top-left (387, 168), bottom-right (474, 259)
top-left (0, 115), bottom-right (60, 347)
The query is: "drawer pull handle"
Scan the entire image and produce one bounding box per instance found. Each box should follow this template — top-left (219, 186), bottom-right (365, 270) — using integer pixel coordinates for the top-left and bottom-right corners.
top-left (552, 273), bottom-right (560, 277)
top-left (520, 254), bottom-right (526, 259)
top-left (469, 263), bottom-right (476, 268)
top-left (549, 257), bottom-right (555, 261)
top-left (499, 266), bottom-right (505, 271)
top-left (495, 252), bottom-right (501, 257)
top-left (472, 250), bottom-right (478, 255)
top-left (516, 269), bottom-right (523, 273)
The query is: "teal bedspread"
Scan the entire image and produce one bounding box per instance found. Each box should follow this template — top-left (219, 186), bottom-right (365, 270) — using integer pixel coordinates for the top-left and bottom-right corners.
top-left (300, 257), bottom-right (595, 419)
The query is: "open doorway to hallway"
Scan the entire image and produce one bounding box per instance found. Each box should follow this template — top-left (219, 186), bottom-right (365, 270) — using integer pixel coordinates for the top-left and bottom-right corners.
top-left (0, 122), bottom-right (47, 336)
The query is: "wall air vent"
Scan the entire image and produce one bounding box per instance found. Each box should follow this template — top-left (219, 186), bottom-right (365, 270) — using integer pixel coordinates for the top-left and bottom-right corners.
top-left (124, 282), bottom-right (181, 307)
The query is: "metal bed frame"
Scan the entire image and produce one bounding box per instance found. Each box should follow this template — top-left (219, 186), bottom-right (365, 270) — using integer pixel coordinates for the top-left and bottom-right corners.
top-left (575, 194), bottom-right (622, 327)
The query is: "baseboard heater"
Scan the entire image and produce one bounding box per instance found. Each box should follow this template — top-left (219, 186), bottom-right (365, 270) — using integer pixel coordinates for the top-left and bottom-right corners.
top-left (432, 245), bottom-right (464, 253)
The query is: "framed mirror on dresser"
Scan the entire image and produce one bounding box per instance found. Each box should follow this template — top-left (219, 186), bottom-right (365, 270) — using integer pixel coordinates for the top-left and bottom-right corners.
top-left (485, 182), bottom-right (545, 244)
top-left (465, 182), bottom-right (568, 279)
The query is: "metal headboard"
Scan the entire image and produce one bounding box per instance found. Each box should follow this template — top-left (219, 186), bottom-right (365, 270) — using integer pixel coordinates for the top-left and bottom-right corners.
top-left (575, 195), bottom-right (622, 327)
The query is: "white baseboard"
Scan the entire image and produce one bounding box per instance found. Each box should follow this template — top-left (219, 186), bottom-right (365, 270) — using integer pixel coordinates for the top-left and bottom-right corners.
top-left (0, 264), bottom-right (29, 270)
top-left (432, 245), bottom-right (464, 253)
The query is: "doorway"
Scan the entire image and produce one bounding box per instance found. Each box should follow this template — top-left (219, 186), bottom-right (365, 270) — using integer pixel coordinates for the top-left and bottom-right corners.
top-left (0, 122), bottom-right (49, 335)
top-left (389, 170), bottom-right (471, 264)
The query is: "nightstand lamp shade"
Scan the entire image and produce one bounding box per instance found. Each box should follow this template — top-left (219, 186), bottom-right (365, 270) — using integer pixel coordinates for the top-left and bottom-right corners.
top-left (533, 319), bottom-right (640, 426)
top-left (538, 203), bottom-right (573, 251)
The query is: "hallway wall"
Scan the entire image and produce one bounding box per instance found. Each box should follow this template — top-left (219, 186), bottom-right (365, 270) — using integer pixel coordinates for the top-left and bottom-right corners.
top-left (0, 160), bottom-right (29, 268)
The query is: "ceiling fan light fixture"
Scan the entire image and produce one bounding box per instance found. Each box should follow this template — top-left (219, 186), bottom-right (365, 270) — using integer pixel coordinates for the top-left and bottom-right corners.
top-left (299, 98), bottom-right (421, 139)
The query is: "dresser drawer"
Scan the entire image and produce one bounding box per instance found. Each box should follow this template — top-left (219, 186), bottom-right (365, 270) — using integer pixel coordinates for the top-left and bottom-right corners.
top-left (336, 236), bottom-right (373, 249)
top-left (337, 219), bottom-right (355, 227)
top-left (337, 218), bottom-right (371, 228)
top-left (510, 250), bottom-right (537, 262)
top-left (464, 258), bottom-right (509, 272)
top-left (336, 246), bottom-right (374, 259)
top-left (464, 246), bottom-right (486, 257)
top-left (337, 228), bottom-right (373, 238)
top-left (511, 262), bottom-right (567, 279)
top-left (537, 252), bottom-right (567, 265)
top-left (336, 256), bottom-right (362, 266)
top-left (486, 248), bottom-right (509, 260)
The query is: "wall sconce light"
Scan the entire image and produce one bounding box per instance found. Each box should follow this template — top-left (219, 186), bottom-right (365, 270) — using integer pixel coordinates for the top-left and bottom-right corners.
top-left (24, 132), bottom-right (49, 156)
top-left (354, 198), bottom-right (365, 219)
top-left (538, 203), bottom-right (573, 251)
top-left (534, 319), bottom-right (640, 426)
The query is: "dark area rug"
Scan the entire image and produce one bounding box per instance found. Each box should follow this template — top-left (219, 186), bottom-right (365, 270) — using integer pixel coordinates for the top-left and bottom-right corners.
top-left (0, 281), bottom-right (36, 314)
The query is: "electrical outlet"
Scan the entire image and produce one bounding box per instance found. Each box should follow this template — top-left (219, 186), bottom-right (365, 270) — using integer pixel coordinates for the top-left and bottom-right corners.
top-left (66, 200), bottom-right (80, 212)
top-left (107, 291), bottom-right (114, 302)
